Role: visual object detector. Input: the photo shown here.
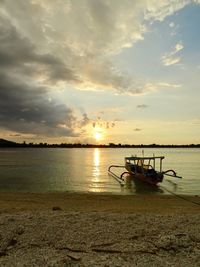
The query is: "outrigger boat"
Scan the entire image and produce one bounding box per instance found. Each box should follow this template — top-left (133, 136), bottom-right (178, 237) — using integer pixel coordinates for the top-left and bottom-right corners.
top-left (108, 155), bottom-right (182, 186)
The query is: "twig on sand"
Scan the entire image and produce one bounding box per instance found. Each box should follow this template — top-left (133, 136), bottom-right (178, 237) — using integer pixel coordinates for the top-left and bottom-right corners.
top-left (91, 241), bottom-right (118, 248)
top-left (55, 245), bottom-right (87, 253)
top-left (91, 248), bottom-right (125, 254)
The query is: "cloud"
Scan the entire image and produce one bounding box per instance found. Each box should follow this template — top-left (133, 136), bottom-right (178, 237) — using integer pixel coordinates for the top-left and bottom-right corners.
top-left (0, 0), bottom-right (196, 138)
top-left (9, 134), bottom-right (21, 137)
top-left (0, 13), bottom-right (87, 137)
top-left (169, 22), bottom-right (175, 28)
top-left (0, 15), bottom-right (79, 85)
top-left (162, 41), bottom-right (184, 66)
top-left (157, 82), bottom-right (181, 88)
top-left (144, 1), bottom-right (189, 21)
top-left (162, 56), bottom-right (181, 66)
top-left (0, 73), bottom-right (80, 137)
top-left (79, 113), bottom-right (91, 127)
top-left (92, 117), bottom-right (116, 130)
top-left (143, 81), bottom-right (182, 92)
top-left (99, 107), bottom-right (121, 115)
top-left (169, 22), bottom-right (180, 36)
top-left (137, 104), bottom-right (149, 109)
top-left (134, 128), bottom-right (142, 131)
top-left (175, 43), bottom-right (184, 52)
top-left (0, 0), bottom-right (191, 96)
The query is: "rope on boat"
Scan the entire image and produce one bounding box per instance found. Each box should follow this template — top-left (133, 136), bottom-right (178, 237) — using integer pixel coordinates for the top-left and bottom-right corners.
top-left (159, 185), bottom-right (200, 207)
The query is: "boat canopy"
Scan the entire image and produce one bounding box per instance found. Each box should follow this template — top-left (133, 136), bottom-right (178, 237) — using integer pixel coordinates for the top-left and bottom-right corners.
top-left (125, 156), bottom-right (165, 173)
top-left (125, 156), bottom-right (164, 161)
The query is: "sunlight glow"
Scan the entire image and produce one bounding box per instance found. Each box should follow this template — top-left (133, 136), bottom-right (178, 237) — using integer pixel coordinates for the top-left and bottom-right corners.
top-left (93, 127), bottom-right (104, 141)
top-left (94, 131), bottom-right (102, 141)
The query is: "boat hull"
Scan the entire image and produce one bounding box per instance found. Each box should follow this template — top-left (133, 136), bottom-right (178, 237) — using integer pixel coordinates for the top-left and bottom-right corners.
top-left (125, 163), bottom-right (163, 185)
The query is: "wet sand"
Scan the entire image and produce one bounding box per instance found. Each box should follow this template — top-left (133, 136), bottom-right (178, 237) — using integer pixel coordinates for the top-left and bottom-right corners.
top-left (0, 192), bottom-right (200, 214)
top-left (0, 193), bottom-right (200, 266)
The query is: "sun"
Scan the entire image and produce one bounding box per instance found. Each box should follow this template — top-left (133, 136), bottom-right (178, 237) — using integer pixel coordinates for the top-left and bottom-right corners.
top-left (93, 127), bottom-right (104, 141)
top-left (94, 131), bottom-right (103, 141)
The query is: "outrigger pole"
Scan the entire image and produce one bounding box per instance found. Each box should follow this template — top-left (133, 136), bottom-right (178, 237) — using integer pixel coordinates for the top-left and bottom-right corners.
top-left (108, 165), bottom-right (126, 186)
top-left (163, 170), bottom-right (182, 179)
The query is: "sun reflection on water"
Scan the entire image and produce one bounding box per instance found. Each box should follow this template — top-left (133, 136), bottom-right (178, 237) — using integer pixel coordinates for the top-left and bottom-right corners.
top-left (93, 148), bottom-right (100, 178)
top-left (90, 148), bottom-right (103, 192)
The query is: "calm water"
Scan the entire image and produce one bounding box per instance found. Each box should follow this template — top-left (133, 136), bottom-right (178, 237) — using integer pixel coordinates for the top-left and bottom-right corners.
top-left (0, 148), bottom-right (199, 195)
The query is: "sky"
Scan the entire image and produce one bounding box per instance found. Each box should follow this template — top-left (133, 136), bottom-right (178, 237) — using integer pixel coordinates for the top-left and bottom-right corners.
top-left (0, 0), bottom-right (200, 144)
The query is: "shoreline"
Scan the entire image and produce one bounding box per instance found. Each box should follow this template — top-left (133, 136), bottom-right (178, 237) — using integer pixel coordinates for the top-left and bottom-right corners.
top-left (0, 192), bottom-right (200, 214)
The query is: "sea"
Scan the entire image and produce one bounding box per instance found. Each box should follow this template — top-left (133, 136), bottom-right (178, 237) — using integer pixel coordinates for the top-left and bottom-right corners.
top-left (0, 147), bottom-right (199, 195)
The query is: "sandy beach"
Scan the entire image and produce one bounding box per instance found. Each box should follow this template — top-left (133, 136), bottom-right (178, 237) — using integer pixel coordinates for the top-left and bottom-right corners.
top-left (0, 193), bottom-right (200, 266)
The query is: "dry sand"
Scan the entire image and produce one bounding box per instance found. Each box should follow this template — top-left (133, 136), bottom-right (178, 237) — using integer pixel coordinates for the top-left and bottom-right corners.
top-left (0, 193), bottom-right (200, 266)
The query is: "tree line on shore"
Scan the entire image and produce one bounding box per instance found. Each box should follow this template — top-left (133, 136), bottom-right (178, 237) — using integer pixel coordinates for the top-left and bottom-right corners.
top-left (0, 139), bottom-right (200, 148)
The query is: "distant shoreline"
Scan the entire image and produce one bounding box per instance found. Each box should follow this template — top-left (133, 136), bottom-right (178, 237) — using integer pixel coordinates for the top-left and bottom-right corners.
top-left (1, 138), bottom-right (200, 148)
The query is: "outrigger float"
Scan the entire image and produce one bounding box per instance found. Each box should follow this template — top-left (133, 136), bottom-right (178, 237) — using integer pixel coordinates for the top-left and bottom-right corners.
top-left (108, 155), bottom-right (182, 186)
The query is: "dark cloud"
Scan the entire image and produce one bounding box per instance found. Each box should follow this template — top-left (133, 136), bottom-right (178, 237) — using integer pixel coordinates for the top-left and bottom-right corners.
top-left (134, 128), bottom-right (142, 131)
top-left (0, 16), bottom-right (79, 84)
top-left (92, 118), bottom-right (115, 129)
top-left (79, 113), bottom-right (90, 127)
top-left (136, 104), bottom-right (149, 109)
top-left (0, 14), bottom-right (84, 137)
top-left (0, 73), bottom-right (78, 136)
